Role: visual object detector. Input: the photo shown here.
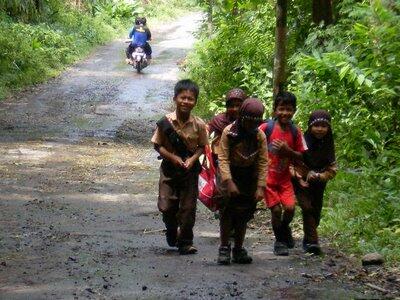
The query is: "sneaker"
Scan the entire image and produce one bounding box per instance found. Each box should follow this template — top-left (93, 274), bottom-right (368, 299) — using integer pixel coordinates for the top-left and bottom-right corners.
top-left (232, 247), bottom-right (253, 264)
top-left (273, 241), bottom-right (289, 256)
top-left (283, 225), bottom-right (295, 249)
top-left (165, 227), bottom-right (177, 247)
top-left (217, 245), bottom-right (231, 265)
top-left (304, 243), bottom-right (322, 255)
top-left (178, 245), bottom-right (198, 255)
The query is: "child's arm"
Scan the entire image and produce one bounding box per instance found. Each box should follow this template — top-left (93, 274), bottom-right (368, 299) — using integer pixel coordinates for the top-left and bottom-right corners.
top-left (151, 126), bottom-right (185, 168)
top-left (272, 139), bottom-right (303, 161)
top-left (307, 162), bottom-right (337, 182)
top-left (255, 131), bottom-right (268, 201)
top-left (183, 120), bottom-right (208, 170)
top-left (183, 147), bottom-right (204, 170)
top-left (218, 128), bottom-right (240, 197)
top-left (154, 144), bottom-right (185, 168)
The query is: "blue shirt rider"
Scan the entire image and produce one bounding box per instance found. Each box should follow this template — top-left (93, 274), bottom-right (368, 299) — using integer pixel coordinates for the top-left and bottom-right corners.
top-left (126, 17), bottom-right (152, 63)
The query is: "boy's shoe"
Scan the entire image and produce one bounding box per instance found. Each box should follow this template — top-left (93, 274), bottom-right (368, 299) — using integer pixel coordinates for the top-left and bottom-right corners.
top-left (232, 247), bottom-right (253, 264)
top-left (217, 245), bottom-right (231, 265)
top-left (283, 225), bottom-right (295, 249)
top-left (304, 243), bottom-right (322, 255)
top-left (165, 227), bottom-right (177, 247)
top-left (273, 241), bottom-right (289, 256)
top-left (179, 245), bottom-right (198, 255)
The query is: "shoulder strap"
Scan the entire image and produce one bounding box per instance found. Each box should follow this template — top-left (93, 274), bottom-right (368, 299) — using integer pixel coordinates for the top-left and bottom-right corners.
top-left (263, 119), bottom-right (275, 142)
top-left (263, 119), bottom-right (298, 143)
top-left (156, 116), bottom-right (192, 159)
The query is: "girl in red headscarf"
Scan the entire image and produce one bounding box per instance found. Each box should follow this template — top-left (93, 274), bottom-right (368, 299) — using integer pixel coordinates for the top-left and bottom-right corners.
top-left (216, 98), bottom-right (268, 265)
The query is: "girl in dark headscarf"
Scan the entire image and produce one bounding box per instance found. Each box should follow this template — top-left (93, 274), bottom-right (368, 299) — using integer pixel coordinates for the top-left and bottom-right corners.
top-left (216, 98), bottom-right (268, 265)
top-left (292, 109), bottom-right (337, 255)
top-left (208, 88), bottom-right (247, 161)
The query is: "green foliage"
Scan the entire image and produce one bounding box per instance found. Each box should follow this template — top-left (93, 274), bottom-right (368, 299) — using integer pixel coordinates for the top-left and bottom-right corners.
top-left (321, 171), bottom-right (400, 263)
top-left (185, 0), bottom-right (400, 263)
top-left (0, 0), bottom-right (135, 98)
top-left (142, 0), bottom-right (197, 20)
top-left (186, 2), bottom-right (276, 117)
top-left (289, 0), bottom-right (400, 167)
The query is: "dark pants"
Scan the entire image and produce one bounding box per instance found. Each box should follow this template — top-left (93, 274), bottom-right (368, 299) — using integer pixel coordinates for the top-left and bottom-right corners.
top-left (218, 166), bottom-right (257, 237)
top-left (126, 43), bottom-right (152, 59)
top-left (158, 162), bottom-right (199, 247)
top-left (293, 180), bottom-right (326, 243)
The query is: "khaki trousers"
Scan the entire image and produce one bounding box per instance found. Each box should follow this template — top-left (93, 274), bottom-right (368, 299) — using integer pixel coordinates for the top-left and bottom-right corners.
top-left (158, 164), bottom-right (199, 247)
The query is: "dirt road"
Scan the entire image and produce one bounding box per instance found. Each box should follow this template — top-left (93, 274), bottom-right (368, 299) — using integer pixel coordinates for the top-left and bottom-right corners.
top-left (0, 14), bottom-right (386, 299)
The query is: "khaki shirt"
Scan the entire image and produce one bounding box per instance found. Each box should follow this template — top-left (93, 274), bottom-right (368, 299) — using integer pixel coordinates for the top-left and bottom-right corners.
top-left (151, 111), bottom-right (208, 154)
top-left (217, 124), bottom-right (268, 187)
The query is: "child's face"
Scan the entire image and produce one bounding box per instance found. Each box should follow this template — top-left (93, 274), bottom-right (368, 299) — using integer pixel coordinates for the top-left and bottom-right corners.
top-left (310, 122), bottom-right (329, 139)
top-left (174, 90), bottom-right (196, 115)
top-left (274, 102), bottom-right (295, 125)
top-left (226, 98), bottom-right (243, 119)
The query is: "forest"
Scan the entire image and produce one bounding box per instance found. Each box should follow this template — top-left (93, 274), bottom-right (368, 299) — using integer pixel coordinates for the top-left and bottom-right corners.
top-left (185, 0), bottom-right (399, 263)
top-left (0, 0), bottom-right (399, 264)
top-left (0, 0), bottom-right (192, 98)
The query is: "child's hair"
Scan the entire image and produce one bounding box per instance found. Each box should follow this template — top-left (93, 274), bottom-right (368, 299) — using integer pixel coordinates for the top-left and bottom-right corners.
top-left (174, 79), bottom-right (199, 100)
top-left (273, 91), bottom-right (297, 111)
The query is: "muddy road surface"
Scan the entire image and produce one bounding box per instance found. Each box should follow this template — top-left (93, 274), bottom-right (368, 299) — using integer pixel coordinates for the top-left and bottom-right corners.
top-left (0, 14), bottom-right (390, 300)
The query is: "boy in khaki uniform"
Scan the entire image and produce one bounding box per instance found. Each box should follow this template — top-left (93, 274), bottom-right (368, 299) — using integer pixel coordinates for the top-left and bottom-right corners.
top-left (151, 79), bottom-right (208, 255)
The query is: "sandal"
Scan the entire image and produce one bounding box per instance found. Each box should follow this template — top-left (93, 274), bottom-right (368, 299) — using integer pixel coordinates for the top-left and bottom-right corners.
top-left (274, 241), bottom-right (289, 256)
top-left (232, 247), bottom-right (252, 264)
top-left (217, 245), bottom-right (231, 265)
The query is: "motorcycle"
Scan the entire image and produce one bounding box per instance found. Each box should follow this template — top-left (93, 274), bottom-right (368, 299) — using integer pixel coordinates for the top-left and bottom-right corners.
top-left (125, 40), bottom-right (148, 73)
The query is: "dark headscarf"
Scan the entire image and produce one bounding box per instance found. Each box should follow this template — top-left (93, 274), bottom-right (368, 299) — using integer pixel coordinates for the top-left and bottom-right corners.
top-left (208, 88), bottom-right (247, 135)
top-left (304, 110), bottom-right (336, 171)
top-left (226, 88), bottom-right (247, 104)
top-left (229, 98), bottom-right (265, 142)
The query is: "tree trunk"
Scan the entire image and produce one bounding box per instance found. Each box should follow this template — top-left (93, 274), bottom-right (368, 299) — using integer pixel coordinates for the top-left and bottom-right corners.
top-left (273, 0), bottom-right (288, 96)
top-left (207, 0), bottom-right (213, 33)
top-left (312, 0), bottom-right (333, 25)
top-left (232, 0), bottom-right (238, 16)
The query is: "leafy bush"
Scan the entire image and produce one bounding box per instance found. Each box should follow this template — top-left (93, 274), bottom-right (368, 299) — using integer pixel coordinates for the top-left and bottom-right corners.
top-left (185, 0), bottom-right (400, 263)
top-left (186, 2), bottom-right (276, 117)
top-left (0, 1), bottom-right (132, 99)
top-left (322, 171), bottom-right (400, 263)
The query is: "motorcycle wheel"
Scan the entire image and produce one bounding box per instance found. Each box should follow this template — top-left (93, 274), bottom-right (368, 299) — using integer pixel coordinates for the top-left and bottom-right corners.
top-left (136, 60), bottom-right (142, 73)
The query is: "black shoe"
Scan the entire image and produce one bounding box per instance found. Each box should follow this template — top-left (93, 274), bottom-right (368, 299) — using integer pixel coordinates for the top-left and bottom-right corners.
top-left (165, 227), bottom-right (177, 247)
top-left (217, 245), bottom-right (231, 265)
top-left (304, 243), bottom-right (322, 255)
top-left (274, 241), bottom-right (289, 256)
top-left (282, 225), bottom-right (295, 249)
top-left (232, 247), bottom-right (253, 264)
top-left (179, 245), bottom-right (198, 255)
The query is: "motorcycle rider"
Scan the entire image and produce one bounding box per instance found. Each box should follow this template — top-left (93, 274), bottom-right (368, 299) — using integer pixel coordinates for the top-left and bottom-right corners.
top-left (126, 17), bottom-right (152, 65)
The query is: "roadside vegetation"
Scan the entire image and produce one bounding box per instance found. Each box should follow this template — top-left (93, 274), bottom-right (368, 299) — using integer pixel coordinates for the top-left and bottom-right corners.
top-left (0, 0), bottom-right (195, 99)
top-left (185, 0), bottom-right (400, 263)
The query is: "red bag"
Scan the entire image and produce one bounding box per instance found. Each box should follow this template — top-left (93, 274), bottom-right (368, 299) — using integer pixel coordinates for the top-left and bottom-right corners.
top-left (198, 145), bottom-right (218, 211)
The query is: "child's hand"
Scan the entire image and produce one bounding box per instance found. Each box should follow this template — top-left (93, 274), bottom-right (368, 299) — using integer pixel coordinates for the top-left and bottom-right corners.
top-left (182, 157), bottom-right (195, 170)
top-left (299, 178), bottom-right (309, 187)
top-left (272, 140), bottom-right (291, 156)
top-left (306, 171), bottom-right (320, 182)
top-left (254, 186), bottom-right (265, 202)
top-left (171, 155), bottom-right (185, 169)
top-left (226, 179), bottom-right (240, 198)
